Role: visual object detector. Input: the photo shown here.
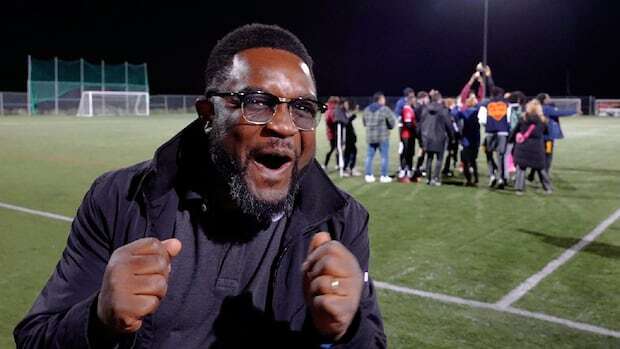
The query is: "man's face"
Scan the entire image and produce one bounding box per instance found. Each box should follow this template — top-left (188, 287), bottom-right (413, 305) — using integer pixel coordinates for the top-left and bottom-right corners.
top-left (209, 48), bottom-right (316, 207)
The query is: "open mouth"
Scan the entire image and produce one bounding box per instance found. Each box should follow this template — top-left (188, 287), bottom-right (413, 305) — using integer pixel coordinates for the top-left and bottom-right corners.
top-left (253, 152), bottom-right (293, 171)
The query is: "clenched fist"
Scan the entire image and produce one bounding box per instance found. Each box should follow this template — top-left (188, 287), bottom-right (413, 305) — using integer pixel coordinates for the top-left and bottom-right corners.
top-left (97, 237), bottom-right (182, 334)
top-left (302, 232), bottom-right (363, 341)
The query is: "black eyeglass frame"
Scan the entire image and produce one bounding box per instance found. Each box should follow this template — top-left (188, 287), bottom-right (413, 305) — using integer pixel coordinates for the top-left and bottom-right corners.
top-left (205, 90), bottom-right (327, 131)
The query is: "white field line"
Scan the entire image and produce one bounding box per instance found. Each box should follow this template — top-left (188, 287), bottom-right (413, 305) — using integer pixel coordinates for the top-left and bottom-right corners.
top-left (0, 201), bottom-right (74, 222)
top-left (496, 208), bottom-right (620, 308)
top-left (374, 281), bottom-right (620, 339)
top-left (2, 200), bottom-right (620, 339)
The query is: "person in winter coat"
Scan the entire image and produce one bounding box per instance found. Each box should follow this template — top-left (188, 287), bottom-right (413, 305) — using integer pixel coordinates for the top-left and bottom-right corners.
top-left (481, 67), bottom-right (510, 189)
top-left (398, 94), bottom-right (417, 182)
top-left (341, 100), bottom-right (361, 176)
top-left (363, 92), bottom-right (397, 183)
top-left (323, 96), bottom-right (342, 170)
top-left (419, 92), bottom-right (454, 186)
top-left (413, 91), bottom-right (430, 179)
top-left (534, 92), bottom-right (577, 175)
top-left (455, 72), bottom-right (485, 186)
top-left (511, 99), bottom-right (553, 195)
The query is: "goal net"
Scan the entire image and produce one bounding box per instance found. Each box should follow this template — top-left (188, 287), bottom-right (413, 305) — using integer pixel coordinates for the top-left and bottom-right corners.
top-left (548, 98), bottom-right (582, 115)
top-left (77, 91), bottom-right (149, 117)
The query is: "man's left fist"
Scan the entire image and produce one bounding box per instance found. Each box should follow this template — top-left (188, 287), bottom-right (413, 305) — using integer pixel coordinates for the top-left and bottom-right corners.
top-left (302, 232), bottom-right (363, 341)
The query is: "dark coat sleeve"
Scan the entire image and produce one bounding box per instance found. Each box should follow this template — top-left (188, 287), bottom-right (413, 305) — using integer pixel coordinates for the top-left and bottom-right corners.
top-left (333, 197), bottom-right (387, 348)
top-left (13, 176), bottom-right (124, 349)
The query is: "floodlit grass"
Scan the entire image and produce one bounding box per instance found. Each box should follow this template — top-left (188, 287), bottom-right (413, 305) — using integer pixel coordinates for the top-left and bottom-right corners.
top-left (1, 114), bottom-right (619, 347)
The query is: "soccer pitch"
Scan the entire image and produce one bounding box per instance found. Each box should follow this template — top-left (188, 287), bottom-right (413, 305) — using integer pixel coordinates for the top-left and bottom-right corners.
top-left (1, 114), bottom-right (619, 348)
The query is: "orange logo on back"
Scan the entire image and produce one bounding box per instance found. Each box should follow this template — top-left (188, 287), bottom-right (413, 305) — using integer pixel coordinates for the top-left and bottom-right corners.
top-left (487, 102), bottom-right (508, 121)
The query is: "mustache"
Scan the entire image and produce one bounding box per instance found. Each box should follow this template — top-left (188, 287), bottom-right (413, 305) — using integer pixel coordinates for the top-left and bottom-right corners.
top-left (249, 138), bottom-right (299, 160)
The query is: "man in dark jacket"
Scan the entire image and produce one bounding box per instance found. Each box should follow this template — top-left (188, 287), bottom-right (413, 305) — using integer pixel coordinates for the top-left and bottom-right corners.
top-left (419, 92), bottom-right (454, 186)
top-left (14, 24), bottom-right (386, 349)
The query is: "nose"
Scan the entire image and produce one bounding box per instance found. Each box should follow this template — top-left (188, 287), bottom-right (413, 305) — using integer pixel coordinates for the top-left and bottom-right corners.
top-left (264, 103), bottom-right (298, 137)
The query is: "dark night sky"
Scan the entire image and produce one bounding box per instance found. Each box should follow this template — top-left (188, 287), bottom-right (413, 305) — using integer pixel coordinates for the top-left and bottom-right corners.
top-left (3, 0), bottom-right (620, 97)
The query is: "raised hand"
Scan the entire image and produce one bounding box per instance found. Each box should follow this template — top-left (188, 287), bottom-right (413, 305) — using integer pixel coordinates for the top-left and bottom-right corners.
top-left (97, 238), bottom-right (182, 334)
top-left (302, 232), bottom-right (363, 341)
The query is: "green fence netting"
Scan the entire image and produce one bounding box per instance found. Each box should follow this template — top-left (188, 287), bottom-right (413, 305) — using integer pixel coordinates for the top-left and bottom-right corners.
top-left (27, 57), bottom-right (148, 114)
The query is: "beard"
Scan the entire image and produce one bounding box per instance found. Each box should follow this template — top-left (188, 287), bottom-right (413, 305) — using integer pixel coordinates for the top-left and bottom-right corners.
top-left (208, 137), bottom-right (300, 225)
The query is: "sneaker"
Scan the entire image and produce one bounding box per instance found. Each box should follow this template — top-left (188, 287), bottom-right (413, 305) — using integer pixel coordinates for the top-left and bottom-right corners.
top-left (516, 190), bottom-right (524, 196)
top-left (342, 171), bottom-right (351, 177)
top-left (497, 179), bottom-right (505, 189)
top-left (543, 189), bottom-right (553, 195)
top-left (488, 175), bottom-right (497, 188)
top-left (380, 176), bottom-right (392, 183)
top-left (364, 175), bottom-right (376, 183)
top-left (398, 170), bottom-right (406, 179)
top-left (351, 169), bottom-right (362, 177)
top-left (333, 164), bottom-right (340, 171)
top-left (432, 179), bottom-right (442, 186)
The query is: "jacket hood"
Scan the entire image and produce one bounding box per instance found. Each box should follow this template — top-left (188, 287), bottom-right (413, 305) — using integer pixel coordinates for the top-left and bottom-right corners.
top-left (367, 102), bottom-right (382, 113)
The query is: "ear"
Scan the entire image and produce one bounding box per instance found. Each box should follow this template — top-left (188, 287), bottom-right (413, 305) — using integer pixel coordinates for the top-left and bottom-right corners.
top-left (195, 96), bottom-right (214, 124)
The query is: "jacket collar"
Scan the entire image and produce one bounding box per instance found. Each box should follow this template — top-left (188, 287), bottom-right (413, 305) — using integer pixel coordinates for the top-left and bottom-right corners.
top-left (139, 118), bottom-right (348, 231)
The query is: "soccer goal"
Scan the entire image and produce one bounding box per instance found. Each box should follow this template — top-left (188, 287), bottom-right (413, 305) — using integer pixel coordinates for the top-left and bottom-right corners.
top-left (77, 91), bottom-right (150, 117)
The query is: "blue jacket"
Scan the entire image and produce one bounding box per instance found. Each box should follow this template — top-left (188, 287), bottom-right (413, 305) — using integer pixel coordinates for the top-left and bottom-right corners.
top-left (14, 119), bottom-right (386, 348)
top-left (394, 97), bottom-right (407, 120)
top-left (543, 104), bottom-right (575, 140)
top-left (456, 107), bottom-right (481, 148)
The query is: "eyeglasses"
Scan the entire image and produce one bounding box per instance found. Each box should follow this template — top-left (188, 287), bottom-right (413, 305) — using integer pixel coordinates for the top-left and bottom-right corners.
top-left (206, 90), bottom-right (326, 131)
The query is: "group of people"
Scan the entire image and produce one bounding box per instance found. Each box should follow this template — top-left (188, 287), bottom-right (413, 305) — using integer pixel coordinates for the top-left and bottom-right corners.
top-left (322, 63), bottom-right (577, 195)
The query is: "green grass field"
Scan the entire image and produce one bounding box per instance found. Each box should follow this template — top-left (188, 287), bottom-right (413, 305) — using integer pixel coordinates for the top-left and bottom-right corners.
top-left (1, 114), bottom-right (619, 348)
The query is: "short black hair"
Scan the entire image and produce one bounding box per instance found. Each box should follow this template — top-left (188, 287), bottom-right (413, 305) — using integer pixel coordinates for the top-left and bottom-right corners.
top-left (431, 91), bottom-right (442, 102)
top-left (417, 91), bottom-right (428, 99)
top-left (204, 23), bottom-right (314, 92)
top-left (373, 92), bottom-right (384, 102)
top-left (536, 93), bottom-right (549, 104)
top-left (491, 86), bottom-right (505, 98)
top-left (403, 87), bottom-right (414, 96)
top-left (508, 91), bottom-right (527, 105)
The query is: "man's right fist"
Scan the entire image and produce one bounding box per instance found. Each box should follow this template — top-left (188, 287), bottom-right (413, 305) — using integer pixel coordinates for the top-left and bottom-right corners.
top-left (96, 237), bottom-right (182, 334)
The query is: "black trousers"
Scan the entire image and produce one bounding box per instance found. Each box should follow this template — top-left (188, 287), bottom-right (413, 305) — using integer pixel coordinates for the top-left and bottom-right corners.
top-left (324, 138), bottom-right (339, 167)
top-left (443, 140), bottom-right (459, 174)
top-left (400, 138), bottom-right (415, 172)
top-left (461, 146), bottom-right (479, 184)
top-left (344, 142), bottom-right (357, 170)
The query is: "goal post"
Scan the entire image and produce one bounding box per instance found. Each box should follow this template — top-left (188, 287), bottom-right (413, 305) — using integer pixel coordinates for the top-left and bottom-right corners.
top-left (77, 91), bottom-right (150, 117)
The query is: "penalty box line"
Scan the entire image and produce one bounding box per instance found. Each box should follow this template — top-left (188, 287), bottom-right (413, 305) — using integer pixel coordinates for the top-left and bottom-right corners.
top-left (3, 200), bottom-right (620, 339)
top-left (374, 281), bottom-right (620, 339)
top-left (496, 207), bottom-right (620, 308)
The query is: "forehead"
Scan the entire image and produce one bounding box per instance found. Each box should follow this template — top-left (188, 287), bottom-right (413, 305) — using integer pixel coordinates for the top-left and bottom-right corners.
top-left (225, 47), bottom-right (316, 98)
